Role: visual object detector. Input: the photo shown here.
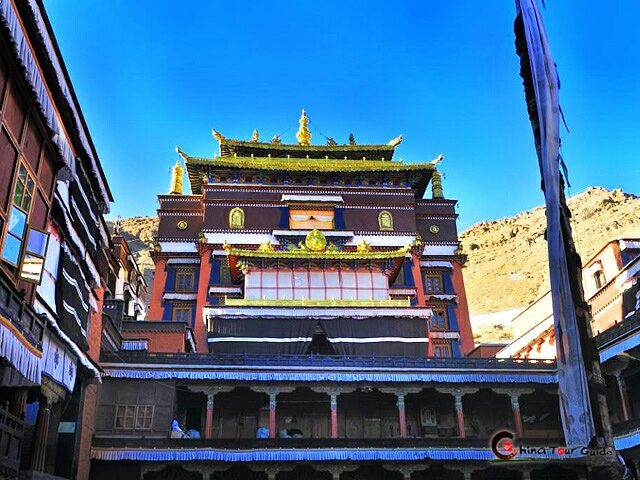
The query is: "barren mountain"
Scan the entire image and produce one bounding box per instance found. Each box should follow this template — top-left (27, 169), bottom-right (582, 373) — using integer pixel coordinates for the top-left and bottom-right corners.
top-left (461, 187), bottom-right (640, 342)
top-left (111, 187), bottom-right (640, 343)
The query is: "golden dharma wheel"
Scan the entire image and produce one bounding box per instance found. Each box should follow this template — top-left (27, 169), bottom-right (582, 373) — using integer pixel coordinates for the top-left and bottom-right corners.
top-left (305, 229), bottom-right (327, 252)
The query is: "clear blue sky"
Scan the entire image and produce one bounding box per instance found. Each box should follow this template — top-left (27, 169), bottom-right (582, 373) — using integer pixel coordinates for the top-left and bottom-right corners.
top-left (43, 1), bottom-right (639, 230)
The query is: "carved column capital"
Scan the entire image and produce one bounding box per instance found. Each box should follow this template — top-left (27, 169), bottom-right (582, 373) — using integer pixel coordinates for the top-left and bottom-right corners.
top-left (435, 387), bottom-right (479, 397)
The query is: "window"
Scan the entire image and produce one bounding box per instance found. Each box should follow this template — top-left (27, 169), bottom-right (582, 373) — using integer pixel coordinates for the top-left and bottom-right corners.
top-left (18, 227), bottom-right (49, 283)
top-left (173, 306), bottom-right (192, 324)
top-left (431, 309), bottom-right (449, 330)
top-left (425, 273), bottom-right (443, 294)
top-left (2, 163), bottom-right (49, 280)
top-left (13, 164), bottom-right (34, 211)
top-left (175, 270), bottom-right (194, 291)
top-left (433, 343), bottom-right (452, 358)
top-left (114, 405), bottom-right (154, 430)
top-left (593, 270), bottom-right (606, 290)
top-left (378, 210), bottom-right (393, 231)
top-left (2, 206), bottom-right (26, 265)
top-left (289, 209), bottom-right (334, 230)
top-left (244, 267), bottom-right (389, 301)
top-left (220, 258), bottom-right (231, 284)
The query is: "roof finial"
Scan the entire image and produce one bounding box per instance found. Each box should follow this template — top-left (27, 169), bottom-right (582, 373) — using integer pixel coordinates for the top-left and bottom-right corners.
top-left (251, 129), bottom-right (259, 142)
top-left (169, 160), bottom-right (184, 195)
top-left (388, 135), bottom-right (403, 147)
top-left (348, 133), bottom-right (356, 145)
top-left (296, 109), bottom-right (311, 146)
top-left (212, 129), bottom-right (225, 143)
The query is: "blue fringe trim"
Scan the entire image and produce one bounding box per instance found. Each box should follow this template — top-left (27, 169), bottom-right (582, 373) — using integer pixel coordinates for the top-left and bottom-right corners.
top-left (600, 331), bottom-right (640, 363)
top-left (615, 429), bottom-right (640, 451)
top-left (91, 447), bottom-right (579, 462)
top-left (103, 369), bottom-right (557, 384)
top-left (92, 448), bottom-right (496, 462)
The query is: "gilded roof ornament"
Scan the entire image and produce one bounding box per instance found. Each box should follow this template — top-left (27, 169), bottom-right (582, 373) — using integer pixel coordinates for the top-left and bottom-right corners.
top-left (304, 229), bottom-right (327, 251)
top-left (271, 135), bottom-right (282, 144)
top-left (296, 109), bottom-right (311, 146)
top-left (251, 130), bottom-right (259, 143)
top-left (356, 239), bottom-right (372, 253)
top-left (258, 240), bottom-right (276, 252)
top-left (388, 135), bottom-right (403, 147)
top-left (348, 133), bottom-right (356, 145)
top-left (168, 160), bottom-right (183, 195)
top-left (212, 129), bottom-right (225, 143)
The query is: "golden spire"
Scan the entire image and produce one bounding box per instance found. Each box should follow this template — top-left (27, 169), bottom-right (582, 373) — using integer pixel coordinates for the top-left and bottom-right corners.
top-left (431, 169), bottom-right (443, 199)
top-left (169, 160), bottom-right (184, 195)
top-left (296, 109), bottom-right (311, 146)
top-left (251, 129), bottom-right (259, 142)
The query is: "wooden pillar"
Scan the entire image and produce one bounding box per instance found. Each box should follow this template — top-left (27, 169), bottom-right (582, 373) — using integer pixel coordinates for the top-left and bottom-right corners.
top-left (269, 392), bottom-right (277, 438)
top-left (10, 387), bottom-right (28, 419)
top-left (510, 394), bottom-right (524, 438)
top-left (147, 257), bottom-right (167, 319)
top-left (615, 372), bottom-right (631, 422)
top-left (330, 392), bottom-right (339, 439)
top-left (30, 398), bottom-right (51, 471)
top-left (397, 393), bottom-right (407, 437)
top-left (410, 252), bottom-right (426, 306)
top-left (454, 394), bottom-right (465, 438)
top-left (205, 391), bottom-right (215, 439)
top-left (194, 247), bottom-right (213, 353)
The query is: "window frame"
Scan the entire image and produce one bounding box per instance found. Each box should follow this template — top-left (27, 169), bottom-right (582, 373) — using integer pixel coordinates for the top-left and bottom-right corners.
top-left (175, 269), bottom-right (195, 292)
top-left (424, 273), bottom-right (444, 294)
top-left (173, 305), bottom-right (192, 324)
top-left (17, 224), bottom-right (49, 284)
top-left (1, 204), bottom-right (28, 267)
top-left (433, 342), bottom-right (452, 358)
top-left (114, 404), bottom-right (154, 431)
top-left (430, 308), bottom-right (449, 330)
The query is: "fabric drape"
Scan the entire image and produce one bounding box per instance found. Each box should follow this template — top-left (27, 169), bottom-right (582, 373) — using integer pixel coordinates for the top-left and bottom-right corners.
top-left (209, 318), bottom-right (317, 354)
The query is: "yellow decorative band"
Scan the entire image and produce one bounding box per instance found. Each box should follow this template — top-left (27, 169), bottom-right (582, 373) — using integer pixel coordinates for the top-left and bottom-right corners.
top-left (0, 313), bottom-right (43, 357)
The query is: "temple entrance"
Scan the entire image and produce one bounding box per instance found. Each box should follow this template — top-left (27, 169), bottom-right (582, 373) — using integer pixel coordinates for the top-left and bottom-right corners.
top-left (307, 334), bottom-right (336, 355)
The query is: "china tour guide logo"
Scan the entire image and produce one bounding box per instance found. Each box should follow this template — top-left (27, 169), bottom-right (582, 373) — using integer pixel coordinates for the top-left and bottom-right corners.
top-left (490, 430), bottom-right (616, 461)
top-left (491, 430), bottom-right (518, 460)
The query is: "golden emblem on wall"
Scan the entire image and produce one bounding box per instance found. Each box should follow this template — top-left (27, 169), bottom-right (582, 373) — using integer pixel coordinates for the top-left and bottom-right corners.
top-left (429, 225), bottom-right (440, 234)
top-left (177, 220), bottom-right (188, 230)
top-left (304, 229), bottom-right (327, 252)
top-left (229, 207), bottom-right (245, 229)
top-left (378, 210), bottom-right (394, 231)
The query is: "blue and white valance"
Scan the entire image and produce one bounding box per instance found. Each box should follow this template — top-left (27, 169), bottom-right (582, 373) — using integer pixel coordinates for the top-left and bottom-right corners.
top-left (0, 312), bottom-right (41, 384)
top-left (41, 329), bottom-right (77, 392)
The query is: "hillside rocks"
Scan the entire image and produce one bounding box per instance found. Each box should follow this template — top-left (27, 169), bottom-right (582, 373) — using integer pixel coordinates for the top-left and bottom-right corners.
top-left (460, 187), bottom-right (640, 318)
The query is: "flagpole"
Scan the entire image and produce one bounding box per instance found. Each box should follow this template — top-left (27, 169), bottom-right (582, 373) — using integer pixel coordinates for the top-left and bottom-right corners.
top-left (513, 1), bottom-right (622, 478)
